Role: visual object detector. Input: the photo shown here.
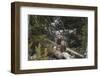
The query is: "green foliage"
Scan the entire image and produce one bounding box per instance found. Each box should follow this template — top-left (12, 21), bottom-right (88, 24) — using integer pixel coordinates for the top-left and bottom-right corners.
top-left (35, 43), bottom-right (49, 60)
top-left (35, 43), bottom-right (41, 59)
top-left (82, 24), bottom-right (87, 50)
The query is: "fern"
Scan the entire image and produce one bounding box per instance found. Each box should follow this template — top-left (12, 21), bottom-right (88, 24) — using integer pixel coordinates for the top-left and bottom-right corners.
top-left (35, 43), bottom-right (41, 60)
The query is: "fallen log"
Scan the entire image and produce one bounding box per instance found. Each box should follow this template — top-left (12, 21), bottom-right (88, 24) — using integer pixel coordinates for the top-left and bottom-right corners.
top-left (66, 48), bottom-right (84, 58)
